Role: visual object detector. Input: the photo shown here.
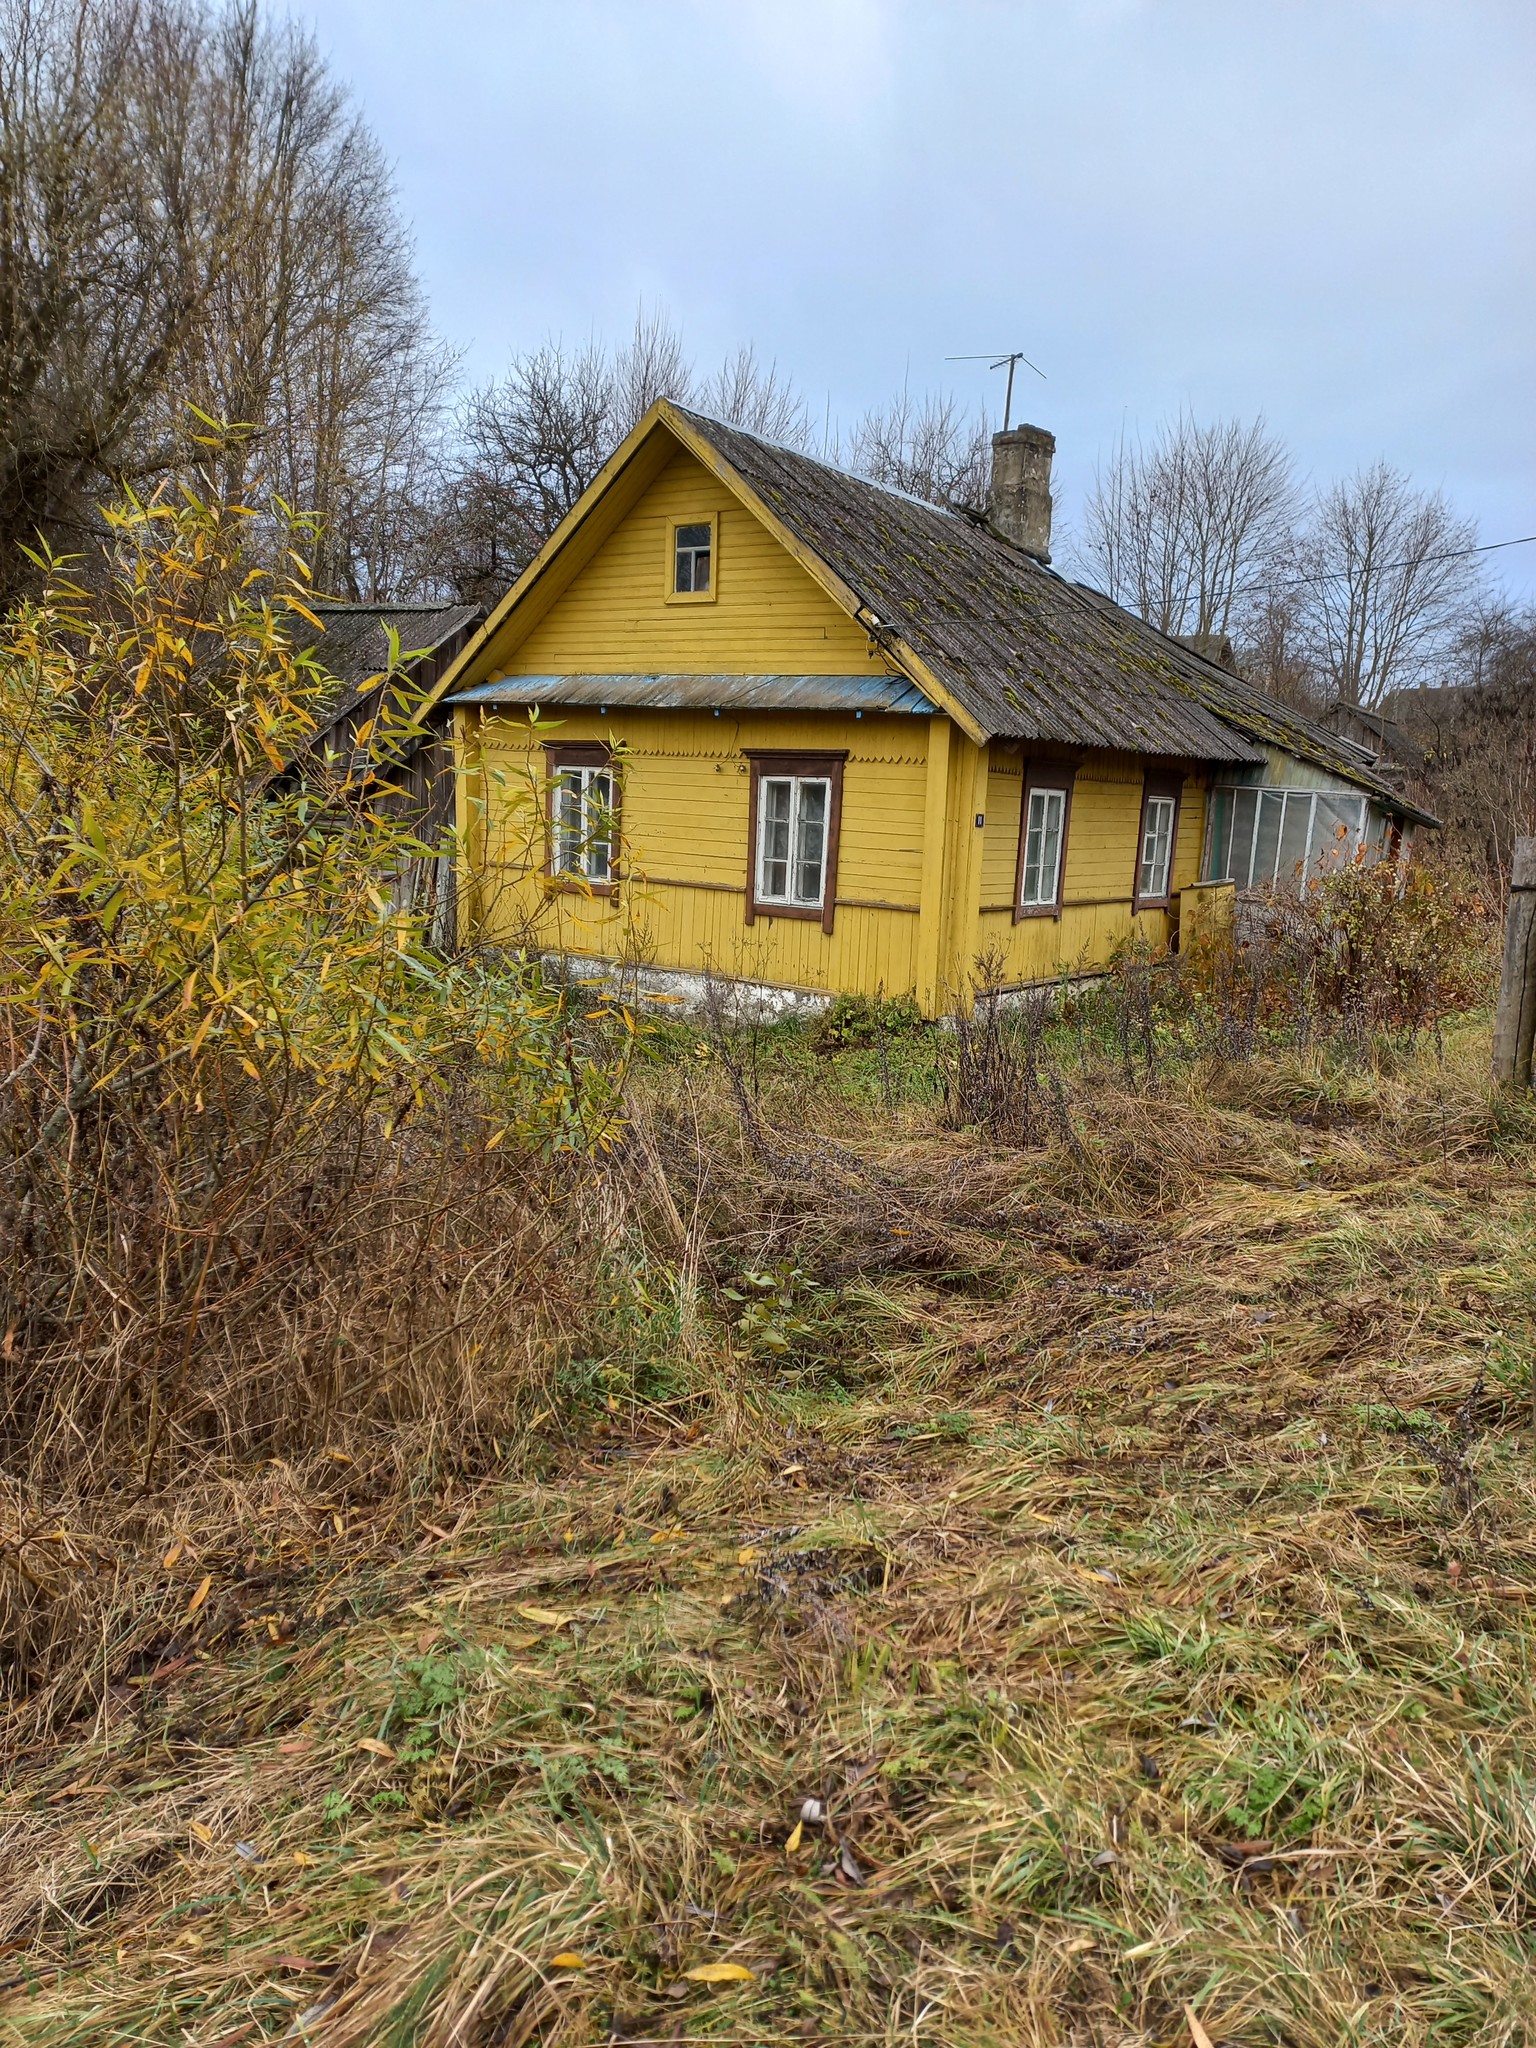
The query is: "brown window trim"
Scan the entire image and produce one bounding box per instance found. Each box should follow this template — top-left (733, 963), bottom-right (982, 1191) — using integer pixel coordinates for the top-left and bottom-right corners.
top-left (1013, 761), bottom-right (1077, 922)
top-left (1132, 770), bottom-right (1184, 912)
top-left (543, 739), bottom-right (620, 899)
top-left (743, 749), bottom-right (847, 936)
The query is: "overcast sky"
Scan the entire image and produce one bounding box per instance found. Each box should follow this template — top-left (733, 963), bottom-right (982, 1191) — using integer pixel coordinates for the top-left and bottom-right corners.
top-left (304, 0), bottom-right (1535, 599)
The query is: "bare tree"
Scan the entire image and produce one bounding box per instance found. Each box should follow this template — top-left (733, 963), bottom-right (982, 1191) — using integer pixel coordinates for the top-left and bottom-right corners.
top-left (1077, 414), bottom-right (1297, 640)
top-left (1293, 462), bottom-right (1480, 705)
top-left (610, 305), bottom-right (692, 440)
top-left (1399, 603), bottom-right (1536, 880)
top-left (1237, 587), bottom-right (1325, 713)
top-left (430, 310), bottom-right (815, 604)
top-left (848, 388), bottom-right (991, 510)
top-left (0, 0), bottom-right (447, 606)
top-left (696, 345), bottom-right (810, 445)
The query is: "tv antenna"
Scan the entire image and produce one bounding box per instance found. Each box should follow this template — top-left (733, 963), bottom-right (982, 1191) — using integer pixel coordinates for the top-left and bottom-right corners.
top-left (945, 349), bottom-right (1046, 431)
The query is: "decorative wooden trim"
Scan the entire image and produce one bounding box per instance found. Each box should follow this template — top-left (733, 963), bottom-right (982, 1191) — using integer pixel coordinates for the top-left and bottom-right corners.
top-left (1012, 761), bottom-right (1077, 923)
top-left (1132, 770), bottom-right (1184, 912)
top-left (743, 749), bottom-right (848, 935)
top-left (641, 875), bottom-right (745, 896)
top-left (543, 739), bottom-right (619, 897)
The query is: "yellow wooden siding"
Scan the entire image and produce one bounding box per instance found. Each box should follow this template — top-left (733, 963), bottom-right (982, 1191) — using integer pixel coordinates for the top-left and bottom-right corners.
top-left (971, 754), bottom-right (1208, 986)
top-left (503, 449), bottom-right (878, 677)
top-left (469, 706), bottom-right (927, 1000)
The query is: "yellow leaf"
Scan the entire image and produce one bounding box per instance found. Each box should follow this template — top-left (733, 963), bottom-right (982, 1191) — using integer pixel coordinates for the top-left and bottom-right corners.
top-left (162, 1540), bottom-right (183, 1570)
top-left (356, 1738), bottom-right (396, 1760)
top-left (549, 1952), bottom-right (586, 1969)
top-left (185, 1574), bottom-right (212, 1616)
top-left (737, 1546), bottom-right (761, 1567)
top-left (188, 1821), bottom-right (213, 1845)
top-left (649, 1526), bottom-right (684, 1544)
top-left (785, 1820), bottom-right (803, 1854)
top-left (683, 1962), bottom-right (756, 1984)
top-left (1183, 2007), bottom-right (1216, 2048)
top-left (292, 1850), bottom-right (317, 1867)
top-left (516, 1606), bottom-right (572, 1628)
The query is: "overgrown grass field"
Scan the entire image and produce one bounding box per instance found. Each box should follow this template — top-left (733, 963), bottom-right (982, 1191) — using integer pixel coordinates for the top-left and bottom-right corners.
top-left (4, 1007), bottom-right (1536, 2047)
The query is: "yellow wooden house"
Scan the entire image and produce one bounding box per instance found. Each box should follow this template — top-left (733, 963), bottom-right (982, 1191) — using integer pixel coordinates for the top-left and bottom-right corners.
top-left (426, 400), bottom-right (1426, 1016)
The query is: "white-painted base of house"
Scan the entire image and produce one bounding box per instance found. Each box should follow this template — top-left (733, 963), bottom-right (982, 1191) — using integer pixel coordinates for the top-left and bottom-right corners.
top-left (540, 954), bottom-right (834, 1024)
top-left (539, 952), bottom-right (1121, 1023)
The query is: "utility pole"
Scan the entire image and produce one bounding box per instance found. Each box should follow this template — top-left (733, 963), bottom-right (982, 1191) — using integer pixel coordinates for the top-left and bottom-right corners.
top-left (1494, 838), bottom-right (1536, 1088)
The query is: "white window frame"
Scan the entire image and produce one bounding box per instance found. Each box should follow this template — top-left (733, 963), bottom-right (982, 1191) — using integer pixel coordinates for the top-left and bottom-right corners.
top-left (1017, 785), bottom-right (1068, 910)
top-left (552, 763), bottom-right (615, 884)
top-left (673, 519), bottom-right (713, 595)
top-left (755, 773), bottom-right (831, 910)
top-left (1138, 794), bottom-right (1177, 903)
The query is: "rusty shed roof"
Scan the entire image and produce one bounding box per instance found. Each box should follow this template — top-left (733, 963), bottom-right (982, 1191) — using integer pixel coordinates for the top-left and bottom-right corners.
top-left (672, 407), bottom-right (1423, 810)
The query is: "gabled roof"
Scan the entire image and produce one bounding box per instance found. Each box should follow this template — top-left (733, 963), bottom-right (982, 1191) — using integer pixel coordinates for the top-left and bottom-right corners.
top-left (432, 402), bottom-right (1427, 817)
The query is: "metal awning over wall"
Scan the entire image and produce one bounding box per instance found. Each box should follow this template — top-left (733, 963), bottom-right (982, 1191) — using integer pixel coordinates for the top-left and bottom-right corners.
top-left (448, 672), bottom-right (938, 716)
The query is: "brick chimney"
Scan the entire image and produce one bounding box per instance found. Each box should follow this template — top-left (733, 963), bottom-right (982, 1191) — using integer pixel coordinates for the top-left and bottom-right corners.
top-left (989, 424), bottom-right (1054, 561)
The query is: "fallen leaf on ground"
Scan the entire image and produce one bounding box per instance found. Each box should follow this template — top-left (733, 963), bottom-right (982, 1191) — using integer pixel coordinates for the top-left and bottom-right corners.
top-left (185, 1574), bottom-right (212, 1616)
top-left (516, 1605), bottom-right (573, 1628)
top-left (682, 1962), bottom-right (756, 1984)
top-left (1184, 2005), bottom-right (1216, 2048)
top-left (356, 1738), bottom-right (395, 1760)
top-left (785, 1819), bottom-right (804, 1854)
top-left (549, 1952), bottom-right (586, 1969)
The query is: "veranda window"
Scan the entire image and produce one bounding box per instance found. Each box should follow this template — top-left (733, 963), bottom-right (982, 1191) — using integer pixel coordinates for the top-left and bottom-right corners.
top-left (1205, 786), bottom-right (1369, 891)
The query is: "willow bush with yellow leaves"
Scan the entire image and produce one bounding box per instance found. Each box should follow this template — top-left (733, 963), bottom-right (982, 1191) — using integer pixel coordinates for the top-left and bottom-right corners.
top-left (0, 482), bottom-right (627, 1505)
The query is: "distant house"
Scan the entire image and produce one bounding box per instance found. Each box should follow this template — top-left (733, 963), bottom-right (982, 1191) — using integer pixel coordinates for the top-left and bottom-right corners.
top-left (423, 401), bottom-right (1430, 1015)
top-left (292, 601), bottom-right (483, 943)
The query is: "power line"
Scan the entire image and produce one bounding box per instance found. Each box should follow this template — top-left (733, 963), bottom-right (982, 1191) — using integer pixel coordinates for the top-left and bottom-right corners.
top-left (1278, 530), bottom-right (1536, 592)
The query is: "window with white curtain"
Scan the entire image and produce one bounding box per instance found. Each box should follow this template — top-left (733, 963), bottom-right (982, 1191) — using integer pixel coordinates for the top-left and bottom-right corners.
top-left (1138, 795), bottom-right (1177, 901)
top-left (1205, 786), bottom-right (1370, 890)
top-left (1018, 785), bottom-right (1067, 908)
top-left (552, 765), bottom-right (615, 883)
top-left (756, 774), bottom-right (830, 908)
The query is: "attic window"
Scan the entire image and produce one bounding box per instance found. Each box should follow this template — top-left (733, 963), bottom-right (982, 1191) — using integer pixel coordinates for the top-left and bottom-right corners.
top-left (673, 521), bottom-right (712, 594)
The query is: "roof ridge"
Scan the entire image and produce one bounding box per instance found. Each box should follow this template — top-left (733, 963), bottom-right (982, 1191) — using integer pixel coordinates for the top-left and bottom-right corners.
top-left (668, 401), bottom-right (979, 524)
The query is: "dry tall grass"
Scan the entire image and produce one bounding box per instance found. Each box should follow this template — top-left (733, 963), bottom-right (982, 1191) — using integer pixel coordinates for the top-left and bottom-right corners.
top-left (5, 1013), bottom-right (1531, 2046)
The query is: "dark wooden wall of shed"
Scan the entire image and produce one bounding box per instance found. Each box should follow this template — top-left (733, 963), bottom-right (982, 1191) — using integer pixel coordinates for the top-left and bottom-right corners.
top-left (318, 620), bottom-right (478, 950)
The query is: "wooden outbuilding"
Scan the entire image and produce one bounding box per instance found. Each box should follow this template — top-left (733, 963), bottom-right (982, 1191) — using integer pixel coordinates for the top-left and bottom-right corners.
top-left (290, 601), bottom-right (483, 944)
